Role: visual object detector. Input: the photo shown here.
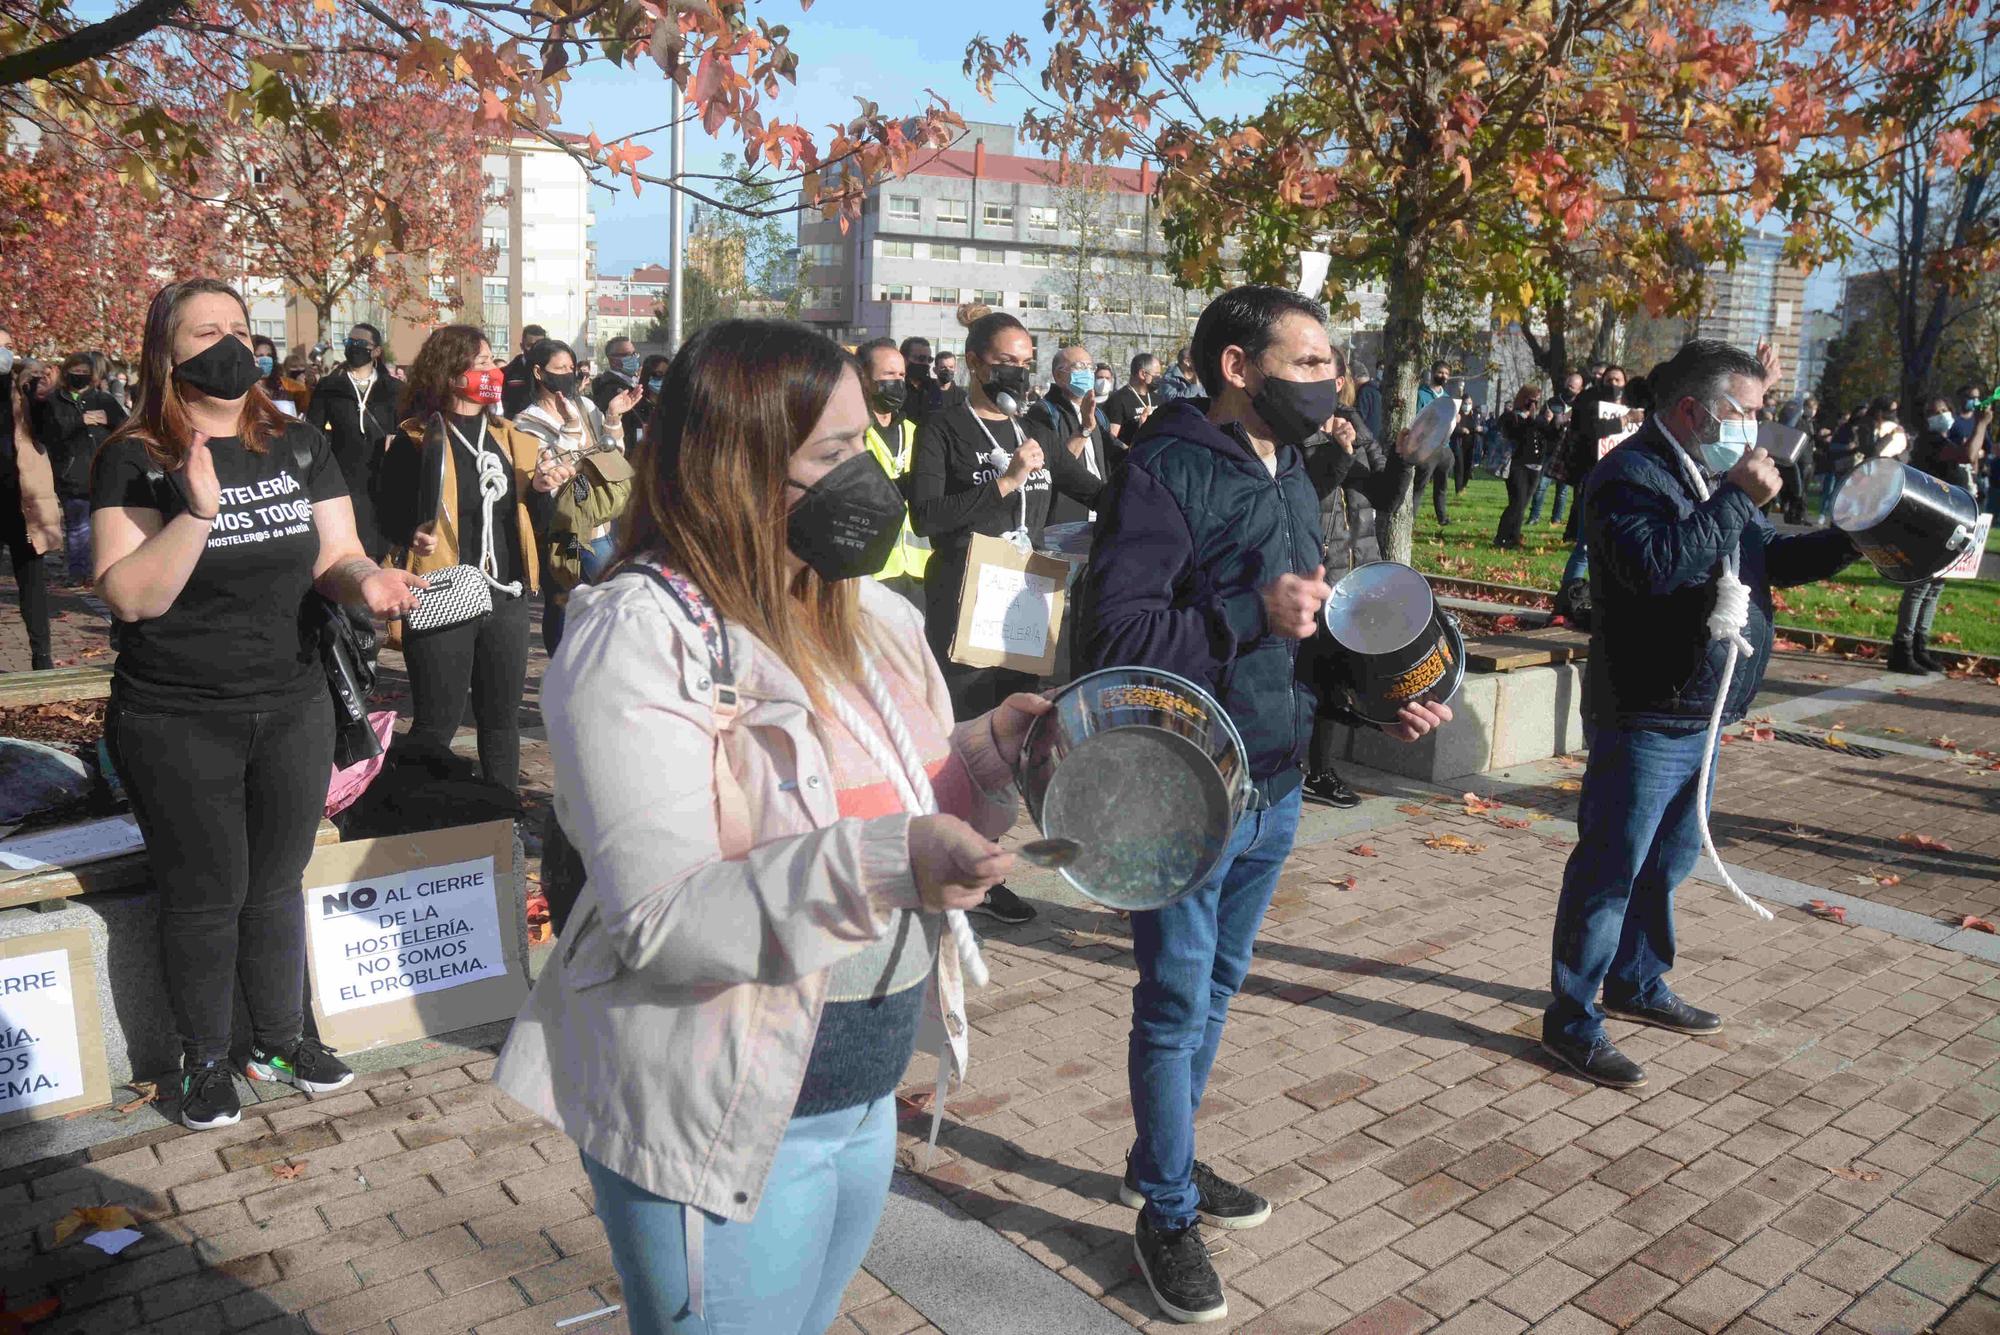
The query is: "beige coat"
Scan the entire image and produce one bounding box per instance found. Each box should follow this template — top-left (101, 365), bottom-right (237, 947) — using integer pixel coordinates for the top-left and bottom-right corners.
top-left (11, 400), bottom-right (62, 553)
top-left (493, 575), bottom-right (1018, 1221)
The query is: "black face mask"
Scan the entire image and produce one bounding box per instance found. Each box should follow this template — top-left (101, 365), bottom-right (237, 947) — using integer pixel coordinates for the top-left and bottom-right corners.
top-left (871, 379), bottom-right (908, 416)
top-left (173, 336), bottom-right (262, 401)
top-left (343, 340), bottom-right (375, 369)
top-left (540, 371), bottom-right (577, 397)
top-left (786, 450), bottom-right (906, 582)
top-left (981, 364), bottom-right (1034, 415)
top-left (906, 363), bottom-right (932, 386)
top-left (935, 366), bottom-right (955, 387)
top-left (1252, 373), bottom-right (1344, 447)
top-left (64, 370), bottom-right (92, 391)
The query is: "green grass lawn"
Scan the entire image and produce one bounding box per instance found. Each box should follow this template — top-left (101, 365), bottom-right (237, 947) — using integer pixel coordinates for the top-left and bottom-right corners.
top-left (1408, 474), bottom-right (2000, 657)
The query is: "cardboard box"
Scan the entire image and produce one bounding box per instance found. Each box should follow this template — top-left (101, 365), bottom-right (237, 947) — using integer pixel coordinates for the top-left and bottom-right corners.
top-left (949, 531), bottom-right (1071, 677)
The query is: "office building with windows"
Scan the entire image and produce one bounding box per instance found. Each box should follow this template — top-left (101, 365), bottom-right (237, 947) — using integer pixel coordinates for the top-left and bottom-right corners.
top-left (796, 122), bottom-right (1211, 371)
top-left (1696, 229), bottom-right (1808, 394)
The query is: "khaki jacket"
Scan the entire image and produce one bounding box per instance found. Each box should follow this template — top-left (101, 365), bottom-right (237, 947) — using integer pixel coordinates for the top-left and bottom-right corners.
top-left (11, 408), bottom-right (62, 553)
top-left (390, 413), bottom-right (544, 595)
top-left (493, 576), bottom-right (1018, 1221)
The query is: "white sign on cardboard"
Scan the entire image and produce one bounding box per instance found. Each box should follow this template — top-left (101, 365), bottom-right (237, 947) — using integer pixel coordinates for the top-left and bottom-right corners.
top-left (0, 948), bottom-right (86, 1118)
top-left (0, 815), bottom-right (145, 874)
top-left (1942, 513), bottom-right (1992, 581)
top-left (1597, 400), bottom-right (1640, 459)
top-left (966, 563), bottom-right (1058, 658)
top-left (308, 855), bottom-right (508, 1015)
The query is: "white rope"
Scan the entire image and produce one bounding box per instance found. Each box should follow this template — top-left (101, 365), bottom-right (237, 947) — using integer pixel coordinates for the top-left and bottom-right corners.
top-left (1671, 444), bottom-right (1775, 922)
top-left (972, 413), bottom-right (1041, 551)
top-left (447, 418), bottom-right (524, 598)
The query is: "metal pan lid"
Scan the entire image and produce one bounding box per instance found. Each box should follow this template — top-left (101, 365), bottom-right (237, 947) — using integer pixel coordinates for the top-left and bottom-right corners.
top-left (1833, 456), bottom-right (1906, 531)
top-left (1402, 395), bottom-right (1458, 467)
top-left (1325, 561), bottom-right (1436, 654)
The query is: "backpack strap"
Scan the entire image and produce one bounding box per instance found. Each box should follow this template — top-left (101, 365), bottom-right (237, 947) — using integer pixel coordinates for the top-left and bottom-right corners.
top-left (623, 560), bottom-right (750, 857)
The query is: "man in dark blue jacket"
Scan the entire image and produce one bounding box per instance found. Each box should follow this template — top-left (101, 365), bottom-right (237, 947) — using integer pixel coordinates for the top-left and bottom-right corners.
top-left (1082, 286), bottom-right (1450, 1325)
top-left (1546, 339), bottom-right (1859, 1089)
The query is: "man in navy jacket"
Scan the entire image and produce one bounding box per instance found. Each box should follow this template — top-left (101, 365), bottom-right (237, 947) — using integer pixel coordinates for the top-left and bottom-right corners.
top-left (1081, 286), bottom-right (1450, 1324)
top-left (1545, 339), bottom-right (1859, 1089)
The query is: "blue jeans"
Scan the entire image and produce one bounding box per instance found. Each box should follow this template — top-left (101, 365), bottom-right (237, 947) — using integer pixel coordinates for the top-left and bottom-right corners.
top-left (1529, 476), bottom-right (1568, 526)
top-left (1129, 788), bottom-right (1303, 1229)
top-left (1820, 470), bottom-right (1840, 518)
top-left (1545, 726), bottom-right (1714, 1047)
top-left (582, 1095), bottom-right (896, 1335)
top-left (62, 496), bottom-right (91, 582)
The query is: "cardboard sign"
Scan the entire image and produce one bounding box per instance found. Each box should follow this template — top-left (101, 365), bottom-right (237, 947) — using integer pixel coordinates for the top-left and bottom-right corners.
top-left (0, 815), bottom-right (145, 877)
top-left (1597, 400), bottom-right (1641, 459)
top-left (302, 820), bottom-right (527, 1053)
top-left (0, 930), bottom-right (110, 1129)
top-left (949, 531), bottom-right (1070, 676)
top-left (1942, 513), bottom-right (1993, 580)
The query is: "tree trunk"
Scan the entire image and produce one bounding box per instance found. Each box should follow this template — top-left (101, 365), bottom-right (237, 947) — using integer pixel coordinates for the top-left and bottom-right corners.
top-left (1376, 228), bottom-right (1429, 565)
top-left (1589, 300), bottom-right (1621, 365)
top-left (315, 298), bottom-right (336, 350)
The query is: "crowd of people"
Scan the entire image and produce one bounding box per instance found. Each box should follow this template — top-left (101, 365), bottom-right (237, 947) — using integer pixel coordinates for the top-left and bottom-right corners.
top-left (0, 277), bottom-right (1988, 1330)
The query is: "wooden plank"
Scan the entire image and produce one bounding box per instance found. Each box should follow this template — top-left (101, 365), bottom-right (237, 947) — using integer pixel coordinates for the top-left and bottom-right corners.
top-left (0, 819), bottom-right (341, 911)
top-left (1466, 628), bottom-right (1591, 673)
top-left (0, 667), bottom-right (114, 709)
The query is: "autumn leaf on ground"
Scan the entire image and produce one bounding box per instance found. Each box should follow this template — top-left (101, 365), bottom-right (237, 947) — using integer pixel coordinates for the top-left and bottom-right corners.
top-left (1881, 726), bottom-right (1906, 734)
top-left (114, 1081), bottom-right (158, 1115)
top-left (1825, 734), bottom-right (1850, 750)
top-left (268, 1162), bottom-right (307, 1182)
top-left (1462, 792), bottom-right (1503, 813)
top-left (1960, 915), bottom-right (1998, 934)
top-left (1394, 803), bottom-right (1431, 817)
top-left (0, 1291), bottom-right (60, 1330)
top-left (1554, 755), bottom-right (1585, 769)
top-left (1931, 736), bottom-right (1960, 751)
top-left (1807, 900), bottom-right (1848, 924)
top-left (1349, 845), bottom-right (1379, 857)
top-left (1331, 875), bottom-right (1360, 891)
top-left (1424, 832), bottom-right (1486, 854)
top-left (1876, 873), bottom-right (1902, 887)
top-left (1830, 1162), bottom-right (1880, 1182)
top-left (894, 1090), bottom-right (935, 1120)
top-left (1898, 832), bottom-right (1952, 852)
top-left (1552, 779), bottom-right (1583, 793)
top-left (1493, 815), bottom-right (1535, 830)
top-left (1742, 726), bottom-right (1776, 742)
top-left (52, 1205), bottom-right (136, 1246)
top-left (1804, 672), bottom-right (1831, 681)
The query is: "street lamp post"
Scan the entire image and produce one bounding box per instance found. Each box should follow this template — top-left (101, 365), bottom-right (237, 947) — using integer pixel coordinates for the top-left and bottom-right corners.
top-left (668, 80), bottom-right (685, 354)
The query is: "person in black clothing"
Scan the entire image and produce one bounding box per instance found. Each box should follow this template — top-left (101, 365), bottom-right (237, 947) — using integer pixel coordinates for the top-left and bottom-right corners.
top-left (30, 350), bottom-right (128, 584)
top-left (1350, 361), bottom-right (1383, 440)
top-left (910, 310), bottom-right (1101, 926)
top-left (1495, 385), bottom-right (1554, 548)
top-left (934, 350), bottom-right (959, 392)
top-left (1029, 344), bottom-right (1117, 526)
top-left (588, 335), bottom-right (648, 448)
top-left (303, 322), bottom-right (399, 558)
top-left (500, 323), bottom-right (548, 418)
top-left (630, 353), bottom-right (672, 448)
top-left (1298, 343), bottom-right (1374, 810)
top-left (1104, 353), bottom-right (1161, 442)
top-left (92, 278), bottom-right (428, 1130)
top-left (1891, 396), bottom-right (1986, 673)
top-left (1453, 401), bottom-right (1484, 493)
top-left (2, 339), bottom-right (59, 669)
top-left (899, 336), bottom-right (938, 423)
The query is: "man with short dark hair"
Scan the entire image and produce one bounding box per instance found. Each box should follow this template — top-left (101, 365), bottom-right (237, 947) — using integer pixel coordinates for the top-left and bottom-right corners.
top-left (589, 335), bottom-right (647, 448)
top-left (1105, 352), bottom-right (1161, 441)
top-left (501, 324), bottom-right (548, 417)
top-left (1159, 344), bottom-right (1198, 403)
top-left (854, 337), bottom-right (930, 606)
top-left (1544, 339), bottom-right (1857, 1089)
top-left (1083, 285), bottom-right (1448, 1325)
top-left (1351, 359), bottom-right (1383, 439)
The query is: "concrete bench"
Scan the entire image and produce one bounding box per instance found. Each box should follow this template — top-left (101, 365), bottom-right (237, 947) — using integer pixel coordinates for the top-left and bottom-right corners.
top-left (1321, 660), bottom-right (1587, 782)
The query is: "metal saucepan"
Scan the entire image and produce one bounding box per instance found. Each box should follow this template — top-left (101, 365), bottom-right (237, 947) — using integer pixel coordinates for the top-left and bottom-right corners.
top-left (1320, 561), bottom-right (1466, 726)
top-left (1832, 457), bottom-right (1981, 585)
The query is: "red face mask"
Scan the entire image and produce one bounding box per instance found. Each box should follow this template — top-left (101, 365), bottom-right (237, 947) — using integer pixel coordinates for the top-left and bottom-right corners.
top-left (460, 366), bottom-right (503, 405)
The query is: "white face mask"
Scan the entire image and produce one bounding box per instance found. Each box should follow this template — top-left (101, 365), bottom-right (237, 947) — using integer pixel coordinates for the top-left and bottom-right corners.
top-left (1697, 397), bottom-right (1757, 472)
top-left (1095, 378), bottom-right (1114, 397)
top-left (1929, 411), bottom-right (1955, 434)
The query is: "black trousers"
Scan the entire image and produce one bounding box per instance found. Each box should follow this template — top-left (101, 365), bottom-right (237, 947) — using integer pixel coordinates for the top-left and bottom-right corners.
top-left (1, 487), bottom-right (51, 669)
top-left (111, 690), bottom-right (334, 1063)
top-left (1418, 460), bottom-right (1450, 522)
top-left (1495, 464), bottom-right (1538, 547)
top-left (403, 590), bottom-right (532, 792)
top-left (1453, 439), bottom-right (1477, 493)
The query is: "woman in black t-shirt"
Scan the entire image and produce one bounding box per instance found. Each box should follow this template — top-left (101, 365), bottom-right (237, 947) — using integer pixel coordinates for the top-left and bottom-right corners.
top-left (377, 326), bottom-right (573, 792)
top-left (92, 278), bottom-right (429, 1132)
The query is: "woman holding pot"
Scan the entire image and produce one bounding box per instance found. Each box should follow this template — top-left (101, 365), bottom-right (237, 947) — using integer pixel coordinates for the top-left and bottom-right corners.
top-left (378, 325), bottom-right (573, 792)
top-left (495, 318), bottom-right (1047, 1335)
top-left (91, 278), bottom-right (427, 1129)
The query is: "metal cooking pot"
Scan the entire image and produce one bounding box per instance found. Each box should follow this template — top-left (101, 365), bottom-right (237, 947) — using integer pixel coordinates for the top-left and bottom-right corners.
top-left (1320, 561), bottom-right (1466, 726)
top-left (1832, 457), bottom-right (1981, 585)
top-left (1015, 668), bottom-right (1250, 912)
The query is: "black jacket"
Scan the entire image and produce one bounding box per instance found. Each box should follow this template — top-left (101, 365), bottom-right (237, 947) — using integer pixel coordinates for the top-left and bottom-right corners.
top-left (1563, 383), bottom-right (1629, 484)
top-left (30, 386), bottom-right (126, 499)
top-left (304, 368), bottom-right (400, 557)
top-left (1028, 389), bottom-right (1119, 525)
top-left (500, 352), bottom-right (536, 419)
top-left (1081, 400), bottom-right (1328, 804)
top-left (1584, 421), bottom-right (1858, 730)
top-left (1353, 380), bottom-right (1384, 440)
top-left (589, 371), bottom-right (639, 449)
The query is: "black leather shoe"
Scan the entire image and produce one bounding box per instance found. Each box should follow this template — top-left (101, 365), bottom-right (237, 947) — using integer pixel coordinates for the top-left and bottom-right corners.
top-left (1912, 636), bottom-right (1941, 672)
top-left (1302, 768), bottom-right (1361, 809)
top-left (1603, 994), bottom-right (1723, 1035)
top-left (1541, 1036), bottom-right (1647, 1088)
top-left (1134, 1214), bottom-right (1226, 1323)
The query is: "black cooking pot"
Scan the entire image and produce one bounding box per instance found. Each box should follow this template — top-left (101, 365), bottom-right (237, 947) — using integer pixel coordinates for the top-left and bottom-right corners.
top-left (1831, 457), bottom-right (1981, 585)
top-left (1320, 562), bottom-right (1466, 726)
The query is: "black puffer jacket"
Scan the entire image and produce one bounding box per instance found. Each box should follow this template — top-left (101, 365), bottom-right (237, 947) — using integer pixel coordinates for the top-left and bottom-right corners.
top-left (1584, 421), bottom-right (1858, 730)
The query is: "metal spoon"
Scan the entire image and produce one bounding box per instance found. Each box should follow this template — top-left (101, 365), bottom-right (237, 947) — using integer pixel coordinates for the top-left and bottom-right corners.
top-left (1018, 837), bottom-right (1084, 870)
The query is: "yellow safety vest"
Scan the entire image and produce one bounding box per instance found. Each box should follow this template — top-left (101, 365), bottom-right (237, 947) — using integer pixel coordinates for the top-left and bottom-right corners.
top-left (866, 417), bottom-right (931, 582)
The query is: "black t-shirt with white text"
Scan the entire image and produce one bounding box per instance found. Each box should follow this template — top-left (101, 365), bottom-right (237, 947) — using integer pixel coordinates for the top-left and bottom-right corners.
top-left (91, 422), bottom-right (345, 713)
top-left (1105, 385), bottom-right (1153, 440)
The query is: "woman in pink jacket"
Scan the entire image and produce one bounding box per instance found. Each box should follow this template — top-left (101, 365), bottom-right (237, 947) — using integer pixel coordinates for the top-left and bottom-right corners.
top-left (496, 320), bottom-right (1048, 1334)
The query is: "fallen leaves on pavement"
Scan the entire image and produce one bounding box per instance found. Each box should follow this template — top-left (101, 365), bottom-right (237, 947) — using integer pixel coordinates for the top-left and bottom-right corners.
top-left (1462, 792), bottom-right (1504, 813)
top-left (1493, 816), bottom-right (1535, 830)
top-left (1349, 845), bottom-right (1379, 858)
top-left (1552, 779), bottom-right (1583, 793)
top-left (0, 1291), bottom-right (60, 1331)
top-left (1424, 833), bottom-right (1486, 855)
top-left (1932, 736), bottom-right (1960, 751)
top-left (1824, 734), bottom-right (1851, 750)
top-left (1830, 1162), bottom-right (1881, 1182)
top-left (1807, 900), bottom-right (1848, 924)
top-left (1330, 876), bottom-right (1360, 891)
top-left (1960, 915), bottom-right (1998, 934)
top-left (268, 1162), bottom-right (307, 1182)
top-left (51, 1206), bottom-right (136, 1246)
top-left (1898, 832), bottom-right (1953, 852)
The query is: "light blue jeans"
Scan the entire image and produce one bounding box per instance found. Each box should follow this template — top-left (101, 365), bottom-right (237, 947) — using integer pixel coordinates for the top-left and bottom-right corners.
top-left (582, 1095), bottom-right (896, 1335)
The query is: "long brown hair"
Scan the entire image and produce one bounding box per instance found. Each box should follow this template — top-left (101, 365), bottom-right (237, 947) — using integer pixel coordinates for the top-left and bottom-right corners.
top-left (106, 280), bottom-right (290, 471)
top-left (622, 319), bottom-right (863, 701)
top-left (399, 324), bottom-right (488, 421)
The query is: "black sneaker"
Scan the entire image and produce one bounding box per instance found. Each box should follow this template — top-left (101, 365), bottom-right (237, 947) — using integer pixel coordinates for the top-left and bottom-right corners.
top-left (179, 1058), bottom-right (242, 1130)
top-left (246, 1036), bottom-right (355, 1094)
top-left (1120, 1160), bottom-right (1273, 1230)
top-left (1134, 1213), bottom-right (1226, 1324)
top-left (1541, 1035), bottom-right (1647, 1088)
top-left (968, 883), bottom-right (1036, 925)
top-left (1302, 768), bottom-right (1361, 809)
top-left (1604, 993), bottom-right (1723, 1036)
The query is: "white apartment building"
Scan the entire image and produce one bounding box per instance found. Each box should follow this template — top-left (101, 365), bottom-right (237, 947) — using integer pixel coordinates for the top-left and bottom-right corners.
top-left (479, 136), bottom-right (597, 359)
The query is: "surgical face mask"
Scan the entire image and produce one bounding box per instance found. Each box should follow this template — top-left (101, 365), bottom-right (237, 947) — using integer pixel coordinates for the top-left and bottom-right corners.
top-left (0, 348), bottom-right (14, 376)
top-left (254, 355), bottom-right (275, 378)
top-left (1965, 399), bottom-right (1979, 414)
top-left (1095, 377), bottom-right (1115, 397)
top-left (1696, 399), bottom-right (1758, 472)
top-left (1929, 411), bottom-right (1956, 434)
top-left (646, 376), bottom-right (664, 395)
top-left (615, 353), bottom-right (642, 376)
top-left (1065, 367), bottom-right (1095, 397)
